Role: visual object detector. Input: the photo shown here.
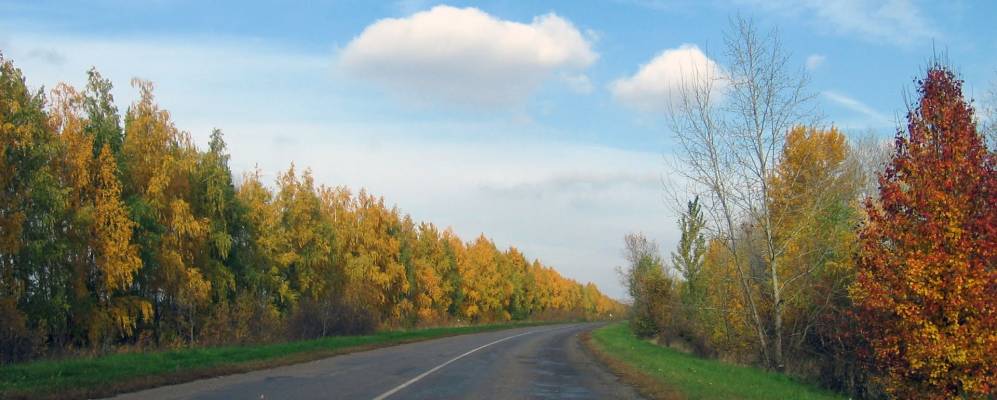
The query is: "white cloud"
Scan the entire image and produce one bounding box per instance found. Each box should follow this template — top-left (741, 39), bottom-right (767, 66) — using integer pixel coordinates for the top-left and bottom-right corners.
top-left (805, 54), bottom-right (826, 71)
top-left (823, 90), bottom-right (893, 126)
top-left (738, 0), bottom-right (939, 47)
top-left (609, 44), bottom-right (724, 113)
top-left (338, 5), bottom-right (597, 106)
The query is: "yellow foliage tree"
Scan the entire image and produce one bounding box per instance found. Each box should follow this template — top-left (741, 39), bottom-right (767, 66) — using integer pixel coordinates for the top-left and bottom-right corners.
top-left (49, 83), bottom-right (144, 346)
top-left (767, 126), bottom-right (862, 357)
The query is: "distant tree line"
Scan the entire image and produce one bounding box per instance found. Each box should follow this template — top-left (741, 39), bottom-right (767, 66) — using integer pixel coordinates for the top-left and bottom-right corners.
top-left (0, 54), bottom-right (625, 364)
top-left (620, 17), bottom-right (995, 400)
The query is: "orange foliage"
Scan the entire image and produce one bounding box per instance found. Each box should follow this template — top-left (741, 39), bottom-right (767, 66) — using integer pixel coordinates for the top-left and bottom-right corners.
top-left (851, 66), bottom-right (997, 398)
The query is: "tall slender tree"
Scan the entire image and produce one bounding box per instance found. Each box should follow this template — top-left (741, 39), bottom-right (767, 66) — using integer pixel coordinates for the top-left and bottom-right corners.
top-left (666, 16), bottom-right (815, 369)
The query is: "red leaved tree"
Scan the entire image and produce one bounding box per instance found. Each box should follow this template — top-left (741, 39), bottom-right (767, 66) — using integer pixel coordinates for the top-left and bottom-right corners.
top-left (851, 65), bottom-right (996, 398)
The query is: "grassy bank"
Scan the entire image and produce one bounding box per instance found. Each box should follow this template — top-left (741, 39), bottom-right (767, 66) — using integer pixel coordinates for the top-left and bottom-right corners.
top-left (586, 322), bottom-right (844, 400)
top-left (0, 321), bottom-right (549, 400)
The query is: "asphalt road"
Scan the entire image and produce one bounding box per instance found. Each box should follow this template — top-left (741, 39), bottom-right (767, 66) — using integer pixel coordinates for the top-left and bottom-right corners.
top-left (108, 323), bottom-right (643, 400)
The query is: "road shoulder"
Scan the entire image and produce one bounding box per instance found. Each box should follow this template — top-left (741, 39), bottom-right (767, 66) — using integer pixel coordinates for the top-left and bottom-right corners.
top-left (580, 325), bottom-right (684, 400)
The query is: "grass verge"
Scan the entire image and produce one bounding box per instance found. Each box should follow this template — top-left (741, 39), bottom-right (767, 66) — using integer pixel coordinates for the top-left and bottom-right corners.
top-left (0, 321), bottom-right (550, 400)
top-left (584, 322), bottom-right (845, 400)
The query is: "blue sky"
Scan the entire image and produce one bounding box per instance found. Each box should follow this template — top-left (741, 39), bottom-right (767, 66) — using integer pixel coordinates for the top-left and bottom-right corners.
top-left (2, 0), bottom-right (995, 298)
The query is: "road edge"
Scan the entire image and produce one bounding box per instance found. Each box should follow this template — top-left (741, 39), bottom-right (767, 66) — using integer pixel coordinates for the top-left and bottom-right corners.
top-left (579, 323), bottom-right (684, 400)
top-left (6, 322), bottom-right (559, 400)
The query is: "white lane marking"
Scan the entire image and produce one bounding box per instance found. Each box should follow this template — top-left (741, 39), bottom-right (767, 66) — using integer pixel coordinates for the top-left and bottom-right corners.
top-left (370, 328), bottom-right (545, 400)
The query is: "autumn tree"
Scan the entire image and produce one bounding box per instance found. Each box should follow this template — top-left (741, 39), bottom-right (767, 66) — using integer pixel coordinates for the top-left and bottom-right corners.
top-left (49, 81), bottom-right (145, 348)
top-left (237, 169), bottom-right (291, 306)
top-left (82, 68), bottom-right (123, 158)
top-left (767, 126), bottom-right (864, 386)
top-left (407, 223), bottom-right (452, 323)
top-left (78, 73), bottom-right (149, 343)
top-left (331, 188), bottom-right (409, 328)
top-left (851, 65), bottom-right (996, 398)
top-left (619, 233), bottom-right (673, 337)
top-left (275, 166), bottom-right (334, 302)
top-left (459, 235), bottom-right (504, 321)
top-left (223, 168), bottom-right (289, 343)
top-left (191, 130), bottom-right (243, 302)
top-left (0, 54), bottom-right (67, 361)
top-left (503, 247), bottom-right (532, 320)
top-left (274, 166), bottom-right (345, 337)
top-left (696, 238), bottom-right (752, 356)
top-left (122, 79), bottom-right (211, 344)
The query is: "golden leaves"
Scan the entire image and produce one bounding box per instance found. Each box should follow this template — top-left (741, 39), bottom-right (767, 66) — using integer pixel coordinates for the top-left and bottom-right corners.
top-left (94, 146), bottom-right (140, 292)
top-left (852, 66), bottom-right (997, 398)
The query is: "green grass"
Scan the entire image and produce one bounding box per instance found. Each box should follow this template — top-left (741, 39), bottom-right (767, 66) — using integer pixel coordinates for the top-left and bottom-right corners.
top-left (0, 321), bottom-right (547, 399)
top-left (589, 322), bottom-right (845, 400)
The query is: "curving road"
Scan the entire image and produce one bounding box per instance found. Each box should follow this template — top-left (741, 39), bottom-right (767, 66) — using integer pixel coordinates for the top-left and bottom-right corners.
top-left (108, 323), bottom-right (643, 400)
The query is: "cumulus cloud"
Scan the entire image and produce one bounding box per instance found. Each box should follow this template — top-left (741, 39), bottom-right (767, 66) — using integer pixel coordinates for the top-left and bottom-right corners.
top-left (338, 5), bottom-right (597, 106)
top-left (805, 54), bottom-right (826, 71)
top-left (609, 44), bottom-right (724, 113)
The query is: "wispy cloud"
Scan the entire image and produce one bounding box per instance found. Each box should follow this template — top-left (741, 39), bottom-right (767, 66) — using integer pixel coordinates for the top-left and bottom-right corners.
top-left (823, 90), bottom-right (893, 126)
top-left (1, 31), bottom-right (331, 130)
top-left (614, 0), bottom-right (702, 12)
top-left (805, 54), bottom-right (826, 71)
top-left (737, 0), bottom-right (939, 47)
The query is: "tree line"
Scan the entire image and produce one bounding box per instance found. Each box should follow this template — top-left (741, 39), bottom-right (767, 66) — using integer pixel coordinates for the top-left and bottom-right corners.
top-left (620, 18), bottom-right (995, 400)
top-left (0, 54), bottom-right (625, 363)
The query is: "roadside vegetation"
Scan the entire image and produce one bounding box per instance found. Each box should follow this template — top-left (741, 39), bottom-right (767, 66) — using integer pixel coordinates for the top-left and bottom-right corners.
top-left (0, 51), bottom-right (624, 370)
top-left (616, 16), bottom-right (995, 400)
top-left (588, 323), bottom-right (843, 400)
top-left (0, 321), bottom-right (546, 399)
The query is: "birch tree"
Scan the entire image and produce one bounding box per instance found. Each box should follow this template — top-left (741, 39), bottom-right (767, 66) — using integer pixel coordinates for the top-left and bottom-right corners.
top-left (666, 16), bottom-right (815, 370)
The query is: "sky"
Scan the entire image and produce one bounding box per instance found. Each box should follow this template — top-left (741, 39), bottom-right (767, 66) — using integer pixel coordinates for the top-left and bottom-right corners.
top-left (1, 0), bottom-right (995, 299)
